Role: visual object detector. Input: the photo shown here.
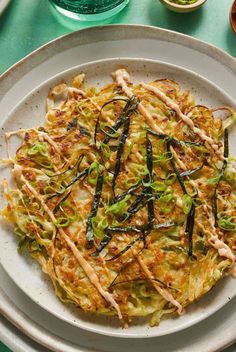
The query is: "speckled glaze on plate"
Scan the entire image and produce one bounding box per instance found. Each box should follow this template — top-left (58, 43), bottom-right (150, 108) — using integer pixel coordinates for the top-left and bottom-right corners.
top-left (1, 57), bottom-right (236, 338)
top-left (0, 24), bottom-right (236, 352)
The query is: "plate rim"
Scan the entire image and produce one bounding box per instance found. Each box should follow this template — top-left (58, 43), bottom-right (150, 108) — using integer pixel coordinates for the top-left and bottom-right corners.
top-left (1, 24), bottom-right (236, 93)
top-left (1, 56), bottom-right (236, 339)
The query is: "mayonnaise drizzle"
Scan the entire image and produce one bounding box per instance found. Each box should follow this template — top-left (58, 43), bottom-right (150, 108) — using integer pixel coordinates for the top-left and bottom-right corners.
top-left (141, 82), bottom-right (223, 160)
top-left (135, 254), bottom-right (183, 314)
top-left (32, 129), bottom-right (68, 162)
top-left (197, 206), bottom-right (235, 262)
top-left (12, 164), bottom-right (122, 320)
top-left (113, 69), bottom-right (163, 133)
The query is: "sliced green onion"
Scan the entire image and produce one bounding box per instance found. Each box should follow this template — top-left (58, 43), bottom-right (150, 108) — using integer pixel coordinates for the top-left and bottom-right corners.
top-left (150, 181), bottom-right (167, 192)
top-left (182, 194), bottom-right (193, 215)
top-left (223, 112), bottom-right (236, 130)
top-left (87, 162), bottom-right (100, 185)
top-left (91, 216), bottom-right (109, 239)
top-left (28, 142), bottom-right (48, 157)
top-left (105, 195), bottom-right (131, 215)
top-left (55, 201), bottom-right (78, 228)
top-left (165, 173), bottom-right (176, 185)
top-left (218, 215), bottom-right (236, 231)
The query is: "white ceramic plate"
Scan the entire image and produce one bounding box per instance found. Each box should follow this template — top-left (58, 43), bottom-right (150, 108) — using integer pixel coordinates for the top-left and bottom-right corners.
top-left (1, 25), bottom-right (236, 351)
top-left (0, 57), bottom-right (236, 339)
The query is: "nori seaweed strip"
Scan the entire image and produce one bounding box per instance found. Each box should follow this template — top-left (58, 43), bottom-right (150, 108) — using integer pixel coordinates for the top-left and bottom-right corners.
top-left (79, 125), bottom-right (91, 137)
top-left (106, 237), bottom-right (141, 262)
top-left (108, 221), bottom-right (175, 236)
top-left (107, 226), bottom-right (142, 233)
top-left (91, 232), bottom-right (112, 256)
top-left (119, 194), bottom-right (155, 222)
top-left (213, 129), bottom-right (229, 225)
top-left (67, 117), bottom-right (78, 131)
top-left (179, 164), bottom-right (204, 177)
top-left (146, 134), bottom-right (155, 225)
top-left (103, 96), bottom-right (139, 145)
top-left (166, 139), bottom-right (187, 194)
top-left (85, 173), bottom-right (104, 248)
top-left (46, 168), bottom-right (89, 200)
top-left (106, 221), bottom-right (175, 261)
top-left (113, 180), bottom-right (142, 203)
top-left (112, 117), bottom-right (131, 192)
top-left (153, 221), bottom-right (176, 230)
top-left (53, 191), bottom-right (71, 213)
top-left (146, 129), bottom-right (204, 147)
top-left (48, 155), bottom-right (84, 178)
top-left (94, 98), bottom-right (129, 145)
top-left (65, 167), bottom-right (89, 189)
top-left (185, 200), bottom-right (195, 257)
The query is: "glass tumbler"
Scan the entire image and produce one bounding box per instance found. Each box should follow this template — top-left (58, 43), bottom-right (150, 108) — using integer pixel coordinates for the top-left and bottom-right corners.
top-left (49, 0), bottom-right (130, 21)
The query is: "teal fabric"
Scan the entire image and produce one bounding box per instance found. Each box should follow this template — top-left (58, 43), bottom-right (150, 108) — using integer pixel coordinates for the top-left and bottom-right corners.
top-left (0, 0), bottom-right (235, 351)
top-left (0, 343), bottom-right (11, 352)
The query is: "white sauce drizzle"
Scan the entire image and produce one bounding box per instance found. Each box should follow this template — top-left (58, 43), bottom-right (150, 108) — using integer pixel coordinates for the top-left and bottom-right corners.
top-left (135, 254), bottom-right (183, 314)
top-left (32, 129), bottom-right (68, 162)
top-left (197, 206), bottom-right (235, 262)
top-left (141, 83), bottom-right (223, 160)
top-left (12, 164), bottom-right (122, 320)
top-left (113, 69), bottom-right (163, 133)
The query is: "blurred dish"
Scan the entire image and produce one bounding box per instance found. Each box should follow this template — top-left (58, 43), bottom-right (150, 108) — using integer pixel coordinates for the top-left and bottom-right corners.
top-left (160, 0), bottom-right (207, 13)
top-left (230, 0), bottom-right (236, 34)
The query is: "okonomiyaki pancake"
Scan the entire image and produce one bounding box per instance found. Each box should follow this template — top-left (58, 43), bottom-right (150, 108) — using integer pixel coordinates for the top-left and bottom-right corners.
top-left (1, 68), bottom-right (236, 327)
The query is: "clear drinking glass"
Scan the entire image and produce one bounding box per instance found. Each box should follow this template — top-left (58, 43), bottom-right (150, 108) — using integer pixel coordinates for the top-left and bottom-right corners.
top-left (49, 0), bottom-right (130, 21)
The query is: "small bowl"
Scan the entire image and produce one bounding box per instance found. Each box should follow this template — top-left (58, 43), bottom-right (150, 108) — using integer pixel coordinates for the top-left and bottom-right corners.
top-left (160, 0), bottom-right (207, 13)
top-left (230, 0), bottom-right (236, 34)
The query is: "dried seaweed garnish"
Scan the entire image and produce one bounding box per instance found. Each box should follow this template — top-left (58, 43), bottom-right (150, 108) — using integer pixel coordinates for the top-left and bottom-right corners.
top-left (107, 226), bottom-right (142, 233)
top-left (85, 173), bottom-right (104, 248)
top-left (47, 155), bottom-right (85, 179)
top-left (119, 193), bottom-right (155, 222)
top-left (106, 237), bottom-right (141, 262)
top-left (185, 199), bottom-right (195, 257)
top-left (94, 98), bottom-right (130, 145)
top-left (146, 129), bottom-right (204, 148)
top-left (46, 168), bottom-right (89, 200)
top-left (67, 117), bottom-right (78, 131)
top-left (104, 221), bottom-right (175, 261)
top-left (179, 164), bottom-right (204, 177)
top-left (91, 232), bottom-right (112, 256)
top-left (79, 125), bottom-right (91, 137)
top-left (65, 167), bottom-right (89, 189)
top-left (53, 191), bottom-right (71, 213)
top-left (112, 181), bottom-right (142, 203)
top-left (213, 129), bottom-right (229, 225)
top-left (102, 96), bottom-right (139, 145)
top-left (146, 134), bottom-right (155, 225)
top-left (166, 139), bottom-right (187, 194)
top-left (112, 117), bottom-right (131, 192)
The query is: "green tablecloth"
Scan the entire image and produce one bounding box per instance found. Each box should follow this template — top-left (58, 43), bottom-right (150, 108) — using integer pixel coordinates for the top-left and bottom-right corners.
top-left (0, 0), bottom-right (235, 351)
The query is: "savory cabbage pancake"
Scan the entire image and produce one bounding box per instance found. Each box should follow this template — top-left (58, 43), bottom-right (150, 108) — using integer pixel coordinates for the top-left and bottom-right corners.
top-left (1, 69), bottom-right (236, 327)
